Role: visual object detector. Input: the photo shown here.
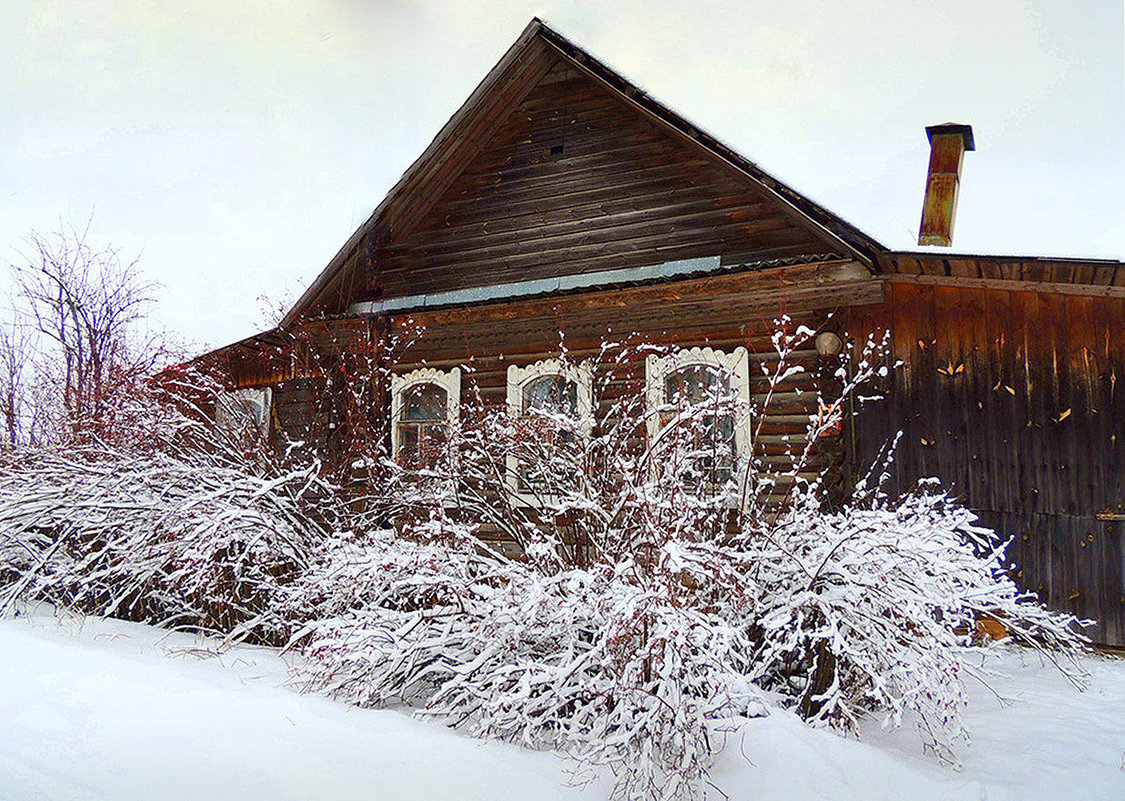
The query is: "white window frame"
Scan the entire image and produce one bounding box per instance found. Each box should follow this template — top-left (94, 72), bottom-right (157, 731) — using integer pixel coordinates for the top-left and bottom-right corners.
top-left (390, 367), bottom-right (461, 468)
top-left (216, 386), bottom-right (272, 440)
top-left (505, 358), bottom-right (594, 499)
top-left (644, 346), bottom-right (752, 492)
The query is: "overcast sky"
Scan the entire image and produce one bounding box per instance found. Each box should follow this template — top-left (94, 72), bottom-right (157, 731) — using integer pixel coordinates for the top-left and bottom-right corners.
top-left (2, 0), bottom-right (1122, 352)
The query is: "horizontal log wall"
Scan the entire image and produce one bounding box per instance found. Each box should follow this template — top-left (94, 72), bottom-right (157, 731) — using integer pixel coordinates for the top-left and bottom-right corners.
top-left (847, 283), bottom-right (1125, 644)
top-left (372, 59), bottom-right (836, 299)
top-left (271, 377), bottom-right (330, 454)
top-left (261, 263), bottom-right (877, 537)
top-left (383, 264), bottom-right (872, 533)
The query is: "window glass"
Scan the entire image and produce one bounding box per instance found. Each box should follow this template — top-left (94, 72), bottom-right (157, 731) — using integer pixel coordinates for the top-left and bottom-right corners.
top-left (522, 375), bottom-right (578, 417)
top-left (514, 373), bottom-right (581, 493)
top-left (397, 383), bottom-right (448, 470)
top-left (664, 364), bottom-right (725, 405)
top-left (403, 383), bottom-right (447, 421)
top-left (661, 365), bottom-right (737, 487)
top-left (216, 387), bottom-right (271, 439)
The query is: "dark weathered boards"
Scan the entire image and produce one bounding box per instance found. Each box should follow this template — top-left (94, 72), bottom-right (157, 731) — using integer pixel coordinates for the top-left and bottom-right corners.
top-left (847, 282), bottom-right (1125, 645)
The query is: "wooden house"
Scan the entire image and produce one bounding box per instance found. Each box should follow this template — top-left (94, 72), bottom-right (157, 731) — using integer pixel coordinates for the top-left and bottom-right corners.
top-left (202, 20), bottom-right (1125, 645)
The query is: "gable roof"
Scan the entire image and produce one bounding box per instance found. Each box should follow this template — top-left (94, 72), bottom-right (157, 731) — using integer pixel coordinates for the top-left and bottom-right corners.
top-left (282, 18), bottom-right (884, 326)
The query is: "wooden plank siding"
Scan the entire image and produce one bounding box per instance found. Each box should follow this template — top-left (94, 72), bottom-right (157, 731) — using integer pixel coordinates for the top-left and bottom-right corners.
top-left (365, 59), bottom-right (840, 302)
top-left (847, 283), bottom-right (1125, 644)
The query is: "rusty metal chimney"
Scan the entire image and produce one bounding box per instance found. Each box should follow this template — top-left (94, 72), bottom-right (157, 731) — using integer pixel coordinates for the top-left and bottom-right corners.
top-left (918, 123), bottom-right (974, 246)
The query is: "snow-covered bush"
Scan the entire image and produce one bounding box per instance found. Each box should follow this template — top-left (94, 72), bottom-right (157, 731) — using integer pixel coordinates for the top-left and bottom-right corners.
top-left (283, 325), bottom-right (1089, 800)
top-left (285, 516), bottom-right (767, 801)
top-left (742, 474), bottom-right (1088, 758)
top-left (286, 490), bottom-right (1088, 799)
top-left (0, 370), bottom-right (338, 643)
top-left (0, 318), bottom-right (1090, 801)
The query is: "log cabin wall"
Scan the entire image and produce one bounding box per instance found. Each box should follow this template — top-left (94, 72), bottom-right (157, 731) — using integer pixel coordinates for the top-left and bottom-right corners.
top-left (377, 259), bottom-right (880, 548)
top-left (847, 281), bottom-right (1125, 645)
top-left (271, 377), bottom-right (329, 454)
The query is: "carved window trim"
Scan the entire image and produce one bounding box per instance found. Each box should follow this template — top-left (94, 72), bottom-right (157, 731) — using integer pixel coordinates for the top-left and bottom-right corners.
top-left (390, 367), bottom-right (461, 468)
top-left (505, 358), bottom-right (594, 500)
top-left (644, 346), bottom-right (752, 490)
top-left (216, 386), bottom-right (272, 440)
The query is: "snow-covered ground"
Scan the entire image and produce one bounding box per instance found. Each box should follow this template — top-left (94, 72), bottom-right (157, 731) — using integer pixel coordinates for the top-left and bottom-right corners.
top-left (1, 609), bottom-right (1122, 801)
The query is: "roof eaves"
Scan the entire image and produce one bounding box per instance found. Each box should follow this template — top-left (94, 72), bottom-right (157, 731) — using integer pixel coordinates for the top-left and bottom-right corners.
top-left (281, 18), bottom-right (550, 327)
top-left (349, 252), bottom-right (847, 316)
top-left (885, 249), bottom-right (1125, 267)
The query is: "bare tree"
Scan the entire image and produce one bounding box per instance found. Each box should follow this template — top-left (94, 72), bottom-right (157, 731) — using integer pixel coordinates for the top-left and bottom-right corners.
top-left (8, 221), bottom-right (162, 441)
top-left (0, 322), bottom-right (33, 447)
top-left (255, 283), bottom-right (303, 331)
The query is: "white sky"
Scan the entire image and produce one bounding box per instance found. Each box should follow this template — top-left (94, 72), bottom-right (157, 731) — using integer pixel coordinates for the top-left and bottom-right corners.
top-left (2, 0), bottom-right (1122, 351)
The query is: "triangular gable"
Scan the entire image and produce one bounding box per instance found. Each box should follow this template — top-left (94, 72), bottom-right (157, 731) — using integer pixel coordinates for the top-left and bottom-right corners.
top-left (284, 18), bottom-right (883, 325)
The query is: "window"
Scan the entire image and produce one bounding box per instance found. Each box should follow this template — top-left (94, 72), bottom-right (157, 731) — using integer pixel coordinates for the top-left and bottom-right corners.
top-left (391, 368), bottom-right (460, 473)
top-left (507, 359), bottom-right (593, 422)
top-left (506, 359), bottom-right (593, 495)
top-left (215, 387), bottom-right (272, 440)
top-left (645, 347), bottom-right (751, 492)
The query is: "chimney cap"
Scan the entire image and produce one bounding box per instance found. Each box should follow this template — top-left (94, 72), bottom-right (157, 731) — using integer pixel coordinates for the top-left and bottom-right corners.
top-left (926, 123), bottom-right (975, 151)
